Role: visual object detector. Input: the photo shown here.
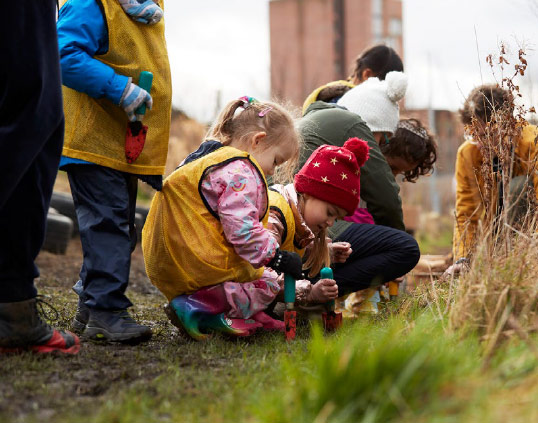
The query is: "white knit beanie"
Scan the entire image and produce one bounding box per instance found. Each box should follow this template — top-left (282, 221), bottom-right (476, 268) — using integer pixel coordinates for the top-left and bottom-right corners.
top-left (337, 71), bottom-right (408, 135)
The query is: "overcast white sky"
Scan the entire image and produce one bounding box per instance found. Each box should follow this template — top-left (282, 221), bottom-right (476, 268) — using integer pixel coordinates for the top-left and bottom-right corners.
top-left (165, 0), bottom-right (538, 123)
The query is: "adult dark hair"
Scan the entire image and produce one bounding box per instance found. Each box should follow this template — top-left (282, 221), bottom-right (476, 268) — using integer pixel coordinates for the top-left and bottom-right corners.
top-left (351, 45), bottom-right (404, 83)
top-left (380, 118), bottom-right (437, 182)
top-left (460, 84), bottom-right (513, 125)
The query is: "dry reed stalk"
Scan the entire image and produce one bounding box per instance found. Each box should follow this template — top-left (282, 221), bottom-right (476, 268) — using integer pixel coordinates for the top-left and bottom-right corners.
top-left (449, 44), bottom-right (538, 356)
top-left (450, 228), bottom-right (538, 361)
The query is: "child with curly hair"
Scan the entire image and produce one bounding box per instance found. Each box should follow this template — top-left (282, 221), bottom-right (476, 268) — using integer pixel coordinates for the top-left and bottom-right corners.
top-left (347, 118), bottom-right (437, 225)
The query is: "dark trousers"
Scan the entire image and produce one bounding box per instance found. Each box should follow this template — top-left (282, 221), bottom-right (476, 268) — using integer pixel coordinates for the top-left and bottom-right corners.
top-left (332, 223), bottom-right (420, 296)
top-left (66, 165), bottom-right (138, 311)
top-left (0, 0), bottom-right (64, 302)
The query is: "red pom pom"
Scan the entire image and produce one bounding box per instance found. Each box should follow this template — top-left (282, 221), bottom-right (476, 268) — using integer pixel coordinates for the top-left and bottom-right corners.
top-left (343, 137), bottom-right (370, 167)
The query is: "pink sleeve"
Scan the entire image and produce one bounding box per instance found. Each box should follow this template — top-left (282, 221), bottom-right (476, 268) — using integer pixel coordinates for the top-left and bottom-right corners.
top-left (201, 159), bottom-right (278, 267)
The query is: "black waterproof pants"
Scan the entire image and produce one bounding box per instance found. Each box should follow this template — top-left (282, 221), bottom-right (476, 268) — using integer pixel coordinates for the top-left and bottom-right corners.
top-left (0, 0), bottom-right (64, 302)
top-left (333, 223), bottom-right (420, 296)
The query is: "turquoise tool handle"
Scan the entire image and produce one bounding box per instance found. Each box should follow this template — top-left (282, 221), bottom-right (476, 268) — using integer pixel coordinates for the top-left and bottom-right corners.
top-left (320, 267), bottom-right (335, 310)
top-left (320, 267), bottom-right (333, 279)
top-left (284, 274), bottom-right (296, 304)
top-left (135, 71), bottom-right (153, 116)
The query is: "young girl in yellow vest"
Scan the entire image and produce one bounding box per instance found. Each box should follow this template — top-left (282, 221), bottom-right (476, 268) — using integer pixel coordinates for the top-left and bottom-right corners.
top-left (267, 137), bottom-right (369, 308)
top-left (56, 0), bottom-right (171, 343)
top-left (217, 137), bottom-right (369, 320)
top-left (142, 97), bottom-right (304, 340)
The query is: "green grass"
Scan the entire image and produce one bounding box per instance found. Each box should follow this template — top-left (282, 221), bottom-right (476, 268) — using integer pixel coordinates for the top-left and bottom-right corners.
top-left (79, 334), bottom-right (293, 423)
top-left (67, 312), bottom-right (537, 423)
top-left (258, 317), bottom-right (479, 423)
top-left (1, 288), bottom-right (537, 423)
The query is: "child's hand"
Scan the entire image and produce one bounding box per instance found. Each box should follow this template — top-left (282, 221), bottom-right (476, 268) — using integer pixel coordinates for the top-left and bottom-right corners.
top-left (120, 82), bottom-right (153, 122)
top-left (268, 249), bottom-right (303, 280)
top-left (442, 257), bottom-right (470, 279)
top-left (329, 242), bottom-right (352, 263)
top-left (307, 278), bottom-right (338, 303)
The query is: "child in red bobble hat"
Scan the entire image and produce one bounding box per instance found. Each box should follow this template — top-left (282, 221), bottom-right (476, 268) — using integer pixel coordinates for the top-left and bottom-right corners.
top-left (266, 137), bottom-right (370, 306)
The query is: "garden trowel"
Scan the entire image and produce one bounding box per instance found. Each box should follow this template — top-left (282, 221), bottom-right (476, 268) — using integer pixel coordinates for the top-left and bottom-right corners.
top-left (125, 71), bottom-right (153, 164)
top-left (284, 273), bottom-right (296, 341)
top-left (321, 267), bottom-right (342, 331)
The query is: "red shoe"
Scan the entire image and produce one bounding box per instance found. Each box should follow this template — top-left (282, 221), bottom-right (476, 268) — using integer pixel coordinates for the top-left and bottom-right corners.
top-left (251, 311), bottom-right (285, 332)
top-left (29, 329), bottom-right (80, 354)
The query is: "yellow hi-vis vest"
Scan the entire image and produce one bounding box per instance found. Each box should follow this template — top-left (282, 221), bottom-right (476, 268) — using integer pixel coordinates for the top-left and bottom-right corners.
top-left (142, 146), bottom-right (269, 300)
top-left (60, 0), bottom-right (172, 175)
top-left (268, 190), bottom-right (306, 257)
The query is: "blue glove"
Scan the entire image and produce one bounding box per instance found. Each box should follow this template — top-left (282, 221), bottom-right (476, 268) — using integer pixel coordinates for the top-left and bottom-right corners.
top-left (117, 0), bottom-right (163, 25)
top-left (120, 81), bottom-right (153, 122)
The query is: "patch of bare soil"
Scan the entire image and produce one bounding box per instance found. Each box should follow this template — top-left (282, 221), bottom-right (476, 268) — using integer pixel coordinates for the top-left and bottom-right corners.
top-left (0, 238), bottom-right (175, 423)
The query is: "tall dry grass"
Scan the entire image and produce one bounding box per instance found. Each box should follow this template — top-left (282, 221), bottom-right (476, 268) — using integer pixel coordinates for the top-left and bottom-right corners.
top-left (448, 44), bottom-right (538, 360)
top-left (450, 228), bottom-right (538, 361)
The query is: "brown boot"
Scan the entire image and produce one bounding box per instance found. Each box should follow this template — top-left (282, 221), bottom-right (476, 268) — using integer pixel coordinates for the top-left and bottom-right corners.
top-left (0, 298), bottom-right (80, 354)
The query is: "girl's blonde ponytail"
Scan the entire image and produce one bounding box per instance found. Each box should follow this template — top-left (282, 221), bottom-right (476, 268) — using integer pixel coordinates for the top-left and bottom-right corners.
top-left (208, 99), bottom-right (245, 146)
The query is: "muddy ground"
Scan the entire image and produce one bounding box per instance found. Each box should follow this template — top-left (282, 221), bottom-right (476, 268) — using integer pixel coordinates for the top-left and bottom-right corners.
top-left (0, 238), bottom-right (182, 423)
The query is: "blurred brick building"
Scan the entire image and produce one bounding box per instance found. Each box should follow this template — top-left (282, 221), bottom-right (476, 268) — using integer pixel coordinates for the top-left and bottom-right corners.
top-left (269, 0), bottom-right (404, 106)
top-left (269, 0), bottom-right (465, 215)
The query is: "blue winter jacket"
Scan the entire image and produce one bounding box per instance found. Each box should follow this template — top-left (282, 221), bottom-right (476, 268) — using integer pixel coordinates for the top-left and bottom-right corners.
top-left (57, 0), bottom-right (129, 104)
top-left (57, 0), bottom-right (128, 167)
top-left (56, 0), bottom-right (163, 191)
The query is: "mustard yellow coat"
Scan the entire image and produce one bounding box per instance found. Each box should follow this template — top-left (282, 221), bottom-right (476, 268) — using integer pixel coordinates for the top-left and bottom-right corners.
top-left (453, 124), bottom-right (538, 259)
top-left (61, 0), bottom-right (172, 175)
top-left (142, 147), bottom-right (269, 300)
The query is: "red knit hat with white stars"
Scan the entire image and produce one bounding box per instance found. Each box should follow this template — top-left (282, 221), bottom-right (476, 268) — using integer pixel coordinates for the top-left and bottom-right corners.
top-left (294, 138), bottom-right (370, 215)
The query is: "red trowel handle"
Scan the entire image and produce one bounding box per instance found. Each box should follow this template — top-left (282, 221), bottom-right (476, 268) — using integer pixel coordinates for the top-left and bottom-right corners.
top-left (284, 273), bottom-right (296, 341)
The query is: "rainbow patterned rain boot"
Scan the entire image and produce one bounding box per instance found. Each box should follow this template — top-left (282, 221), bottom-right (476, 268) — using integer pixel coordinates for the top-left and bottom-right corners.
top-left (167, 285), bottom-right (261, 340)
top-left (198, 314), bottom-right (261, 337)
